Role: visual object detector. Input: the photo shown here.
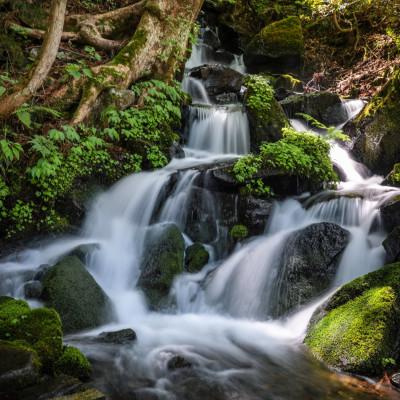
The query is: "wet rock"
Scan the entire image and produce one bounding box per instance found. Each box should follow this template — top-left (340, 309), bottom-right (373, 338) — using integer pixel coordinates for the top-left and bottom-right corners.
top-left (96, 328), bottom-right (137, 345)
top-left (17, 374), bottom-right (106, 400)
top-left (189, 64), bottom-right (243, 98)
top-left (305, 262), bottom-right (400, 375)
top-left (167, 355), bottom-right (192, 371)
top-left (34, 264), bottom-right (51, 281)
top-left (381, 197), bottom-right (400, 233)
top-left (40, 256), bottom-right (114, 333)
top-left (270, 223), bottom-right (350, 316)
top-left (0, 343), bottom-right (40, 391)
top-left (139, 224), bottom-right (185, 308)
top-left (280, 91), bottom-right (347, 126)
top-left (169, 141), bottom-right (185, 159)
top-left (383, 226), bottom-right (400, 263)
top-left (23, 280), bottom-right (43, 299)
top-left (203, 28), bottom-right (221, 49)
top-left (244, 17), bottom-right (304, 73)
top-left (240, 196), bottom-right (273, 236)
top-left (185, 243), bottom-right (210, 273)
top-left (214, 92), bottom-right (238, 104)
top-left (391, 373), bottom-right (400, 389)
top-left (351, 69), bottom-right (400, 174)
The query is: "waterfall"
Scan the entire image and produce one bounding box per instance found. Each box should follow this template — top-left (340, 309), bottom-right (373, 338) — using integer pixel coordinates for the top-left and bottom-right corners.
top-left (187, 105), bottom-right (250, 155)
top-left (1, 20), bottom-right (400, 400)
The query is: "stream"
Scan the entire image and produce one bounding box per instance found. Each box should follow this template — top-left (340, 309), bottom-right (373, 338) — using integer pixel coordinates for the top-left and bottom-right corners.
top-left (1, 21), bottom-right (400, 400)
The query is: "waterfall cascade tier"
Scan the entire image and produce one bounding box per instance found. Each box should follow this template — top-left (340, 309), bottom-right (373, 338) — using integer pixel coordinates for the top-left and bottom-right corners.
top-left (1, 20), bottom-right (400, 400)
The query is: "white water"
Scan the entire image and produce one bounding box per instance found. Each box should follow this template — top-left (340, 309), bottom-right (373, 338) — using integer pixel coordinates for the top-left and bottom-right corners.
top-left (1, 28), bottom-right (400, 400)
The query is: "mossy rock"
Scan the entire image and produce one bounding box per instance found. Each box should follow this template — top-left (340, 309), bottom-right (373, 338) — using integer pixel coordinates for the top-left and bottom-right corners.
top-left (244, 17), bottom-right (304, 73)
top-left (353, 69), bottom-right (400, 174)
top-left (243, 74), bottom-right (288, 148)
top-left (55, 346), bottom-right (91, 381)
top-left (0, 297), bottom-right (63, 372)
top-left (0, 341), bottom-right (41, 390)
top-left (230, 224), bottom-right (249, 240)
top-left (385, 163), bottom-right (400, 187)
top-left (305, 263), bottom-right (400, 375)
top-left (139, 224), bottom-right (185, 308)
top-left (185, 243), bottom-right (210, 273)
top-left (40, 256), bottom-right (114, 334)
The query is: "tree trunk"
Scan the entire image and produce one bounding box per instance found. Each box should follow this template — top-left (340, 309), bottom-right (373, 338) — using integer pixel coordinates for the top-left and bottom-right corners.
top-left (0, 0), bottom-right (67, 119)
top-left (70, 0), bottom-right (204, 124)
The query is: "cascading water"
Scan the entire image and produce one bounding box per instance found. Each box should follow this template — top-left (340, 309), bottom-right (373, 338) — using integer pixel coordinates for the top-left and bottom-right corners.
top-left (1, 20), bottom-right (400, 400)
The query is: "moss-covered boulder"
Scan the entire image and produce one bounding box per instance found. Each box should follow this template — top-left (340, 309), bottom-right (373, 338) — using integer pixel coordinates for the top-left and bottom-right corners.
top-left (305, 263), bottom-right (400, 375)
top-left (139, 224), bottom-right (185, 308)
top-left (55, 346), bottom-right (91, 381)
top-left (352, 70), bottom-right (400, 174)
top-left (244, 17), bottom-right (304, 73)
top-left (185, 243), bottom-right (210, 273)
top-left (380, 196), bottom-right (400, 233)
top-left (385, 163), bottom-right (400, 187)
top-left (383, 226), bottom-right (400, 263)
top-left (243, 75), bottom-right (288, 148)
top-left (0, 342), bottom-right (41, 390)
top-left (0, 297), bottom-right (63, 371)
top-left (40, 256), bottom-right (114, 333)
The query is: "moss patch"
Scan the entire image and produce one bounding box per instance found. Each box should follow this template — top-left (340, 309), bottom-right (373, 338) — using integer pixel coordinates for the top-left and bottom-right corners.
top-left (55, 346), bottom-right (91, 381)
top-left (244, 74), bottom-right (288, 146)
top-left (305, 262), bottom-right (400, 375)
top-left (0, 297), bottom-right (63, 372)
top-left (230, 224), bottom-right (249, 240)
top-left (245, 16), bottom-right (304, 60)
top-left (185, 243), bottom-right (210, 273)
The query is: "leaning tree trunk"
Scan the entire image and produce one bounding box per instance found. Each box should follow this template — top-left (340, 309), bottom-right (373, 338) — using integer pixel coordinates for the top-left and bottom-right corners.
top-left (0, 0), bottom-right (67, 118)
top-left (69, 0), bottom-right (204, 124)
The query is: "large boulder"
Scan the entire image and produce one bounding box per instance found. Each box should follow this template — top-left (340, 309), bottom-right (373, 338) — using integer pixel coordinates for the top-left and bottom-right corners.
top-left (189, 64), bottom-right (243, 100)
top-left (280, 92), bottom-right (347, 126)
top-left (138, 224), bottom-right (185, 308)
top-left (305, 263), bottom-right (400, 376)
top-left (383, 226), bottom-right (400, 263)
top-left (243, 75), bottom-right (288, 148)
top-left (244, 17), bottom-right (304, 73)
top-left (40, 256), bottom-right (113, 333)
top-left (269, 223), bottom-right (350, 316)
top-left (380, 196), bottom-right (400, 233)
top-left (352, 70), bottom-right (400, 174)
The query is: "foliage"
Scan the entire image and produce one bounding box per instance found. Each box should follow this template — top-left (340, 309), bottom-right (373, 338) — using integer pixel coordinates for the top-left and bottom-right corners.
top-left (0, 79), bottom-right (185, 239)
top-left (297, 112), bottom-right (350, 142)
top-left (244, 74), bottom-right (275, 119)
top-left (233, 127), bottom-right (337, 196)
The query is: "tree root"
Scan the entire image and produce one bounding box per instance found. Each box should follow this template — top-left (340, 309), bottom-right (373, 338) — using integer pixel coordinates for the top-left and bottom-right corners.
top-left (8, 0), bottom-right (146, 51)
top-left (0, 0), bottom-right (68, 118)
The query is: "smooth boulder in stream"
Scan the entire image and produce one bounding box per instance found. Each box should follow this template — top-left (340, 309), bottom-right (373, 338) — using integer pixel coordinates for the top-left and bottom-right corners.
top-left (139, 224), bottom-right (185, 308)
top-left (40, 256), bottom-right (113, 333)
top-left (269, 222), bottom-right (350, 316)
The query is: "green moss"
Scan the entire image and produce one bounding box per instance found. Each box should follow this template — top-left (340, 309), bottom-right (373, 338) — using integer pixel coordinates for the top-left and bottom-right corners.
top-left (230, 224), bottom-right (249, 240)
top-left (246, 16), bottom-right (304, 59)
top-left (244, 74), bottom-right (288, 145)
top-left (305, 287), bottom-right (397, 375)
top-left (0, 298), bottom-right (63, 372)
top-left (387, 163), bottom-right (400, 186)
top-left (55, 346), bottom-right (91, 381)
top-left (112, 28), bottom-right (148, 66)
top-left (305, 262), bottom-right (400, 375)
top-left (185, 243), bottom-right (210, 273)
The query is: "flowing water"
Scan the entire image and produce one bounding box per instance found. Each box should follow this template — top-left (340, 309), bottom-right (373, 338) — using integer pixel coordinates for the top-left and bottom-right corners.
top-left (1, 25), bottom-right (400, 400)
